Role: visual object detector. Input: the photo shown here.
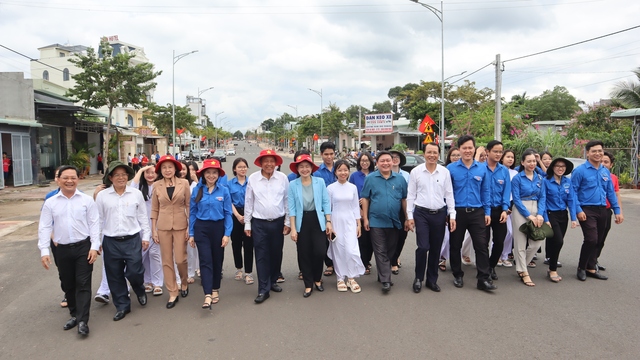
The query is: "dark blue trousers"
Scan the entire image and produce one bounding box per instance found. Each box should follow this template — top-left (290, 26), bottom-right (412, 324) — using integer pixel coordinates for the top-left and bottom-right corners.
top-left (194, 219), bottom-right (225, 294)
top-left (103, 233), bottom-right (145, 312)
top-left (414, 206), bottom-right (447, 284)
top-left (252, 217), bottom-right (285, 295)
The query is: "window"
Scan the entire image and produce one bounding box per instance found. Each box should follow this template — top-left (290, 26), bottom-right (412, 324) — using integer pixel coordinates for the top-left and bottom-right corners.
top-left (59, 52), bottom-right (65, 57)
top-left (42, 70), bottom-right (49, 81)
top-left (142, 117), bottom-right (147, 126)
top-left (127, 114), bottom-right (134, 127)
top-left (62, 68), bottom-right (70, 81)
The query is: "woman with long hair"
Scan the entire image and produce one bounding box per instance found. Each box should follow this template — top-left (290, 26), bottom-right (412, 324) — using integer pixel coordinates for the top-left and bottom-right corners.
top-left (328, 160), bottom-right (365, 293)
top-left (438, 147), bottom-right (461, 271)
top-left (349, 152), bottom-right (375, 275)
top-left (189, 159), bottom-right (232, 309)
top-left (150, 155), bottom-right (191, 308)
top-left (511, 149), bottom-right (547, 287)
top-left (180, 160), bottom-right (198, 285)
top-left (497, 149), bottom-right (518, 268)
top-left (228, 158), bottom-right (254, 285)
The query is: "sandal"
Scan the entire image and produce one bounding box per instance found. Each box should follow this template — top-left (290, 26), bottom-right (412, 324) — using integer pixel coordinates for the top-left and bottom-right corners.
top-left (462, 256), bottom-right (472, 265)
top-left (60, 298), bottom-right (68, 308)
top-left (244, 273), bottom-right (254, 285)
top-left (211, 290), bottom-right (220, 304)
top-left (547, 270), bottom-right (562, 283)
top-left (195, 269), bottom-right (201, 277)
top-left (298, 272), bottom-right (303, 280)
top-left (153, 287), bottom-right (163, 296)
top-left (323, 267), bottom-right (334, 276)
top-left (502, 259), bottom-right (513, 268)
top-left (277, 275), bottom-right (285, 283)
top-left (527, 261), bottom-right (537, 268)
top-left (235, 270), bottom-right (243, 281)
top-left (337, 280), bottom-right (348, 292)
top-left (144, 284), bottom-right (153, 293)
top-left (518, 272), bottom-right (535, 287)
top-left (439, 259), bottom-right (446, 272)
top-left (347, 278), bottom-right (361, 293)
top-left (391, 266), bottom-right (399, 275)
top-left (187, 277), bottom-right (195, 284)
top-left (202, 295), bottom-right (212, 310)
top-left (364, 265), bottom-right (371, 275)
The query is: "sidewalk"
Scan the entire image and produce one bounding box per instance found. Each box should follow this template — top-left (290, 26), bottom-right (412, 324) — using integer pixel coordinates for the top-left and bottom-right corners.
top-left (0, 174), bottom-right (104, 203)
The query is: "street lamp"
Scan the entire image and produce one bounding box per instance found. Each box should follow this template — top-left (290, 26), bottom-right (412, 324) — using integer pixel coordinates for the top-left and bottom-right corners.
top-left (308, 88), bottom-right (323, 141)
top-left (172, 49), bottom-right (198, 156)
top-left (195, 86), bottom-right (214, 155)
top-left (409, 0), bottom-right (444, 160)
top-left (214, 111), bottom-right (224, 149)
top-left (287, 105), bottom-right (298, 150)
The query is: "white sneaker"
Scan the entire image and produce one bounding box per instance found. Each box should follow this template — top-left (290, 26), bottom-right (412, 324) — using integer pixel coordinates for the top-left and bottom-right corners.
top-left (94, 294), bottom-right (110, 304)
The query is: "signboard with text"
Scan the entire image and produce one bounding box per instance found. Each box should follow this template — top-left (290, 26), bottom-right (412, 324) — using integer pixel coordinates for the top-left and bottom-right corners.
top-left (365, 113), bottom-right (393, 134)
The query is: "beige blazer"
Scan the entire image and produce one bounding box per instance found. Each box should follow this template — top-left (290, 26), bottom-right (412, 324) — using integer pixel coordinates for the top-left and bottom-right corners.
top-left (150, 178), bottom-right (190, 231)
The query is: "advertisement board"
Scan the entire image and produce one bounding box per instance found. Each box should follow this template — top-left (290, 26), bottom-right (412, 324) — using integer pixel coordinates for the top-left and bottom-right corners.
top-left (365, 113), bottom-right (393, 134)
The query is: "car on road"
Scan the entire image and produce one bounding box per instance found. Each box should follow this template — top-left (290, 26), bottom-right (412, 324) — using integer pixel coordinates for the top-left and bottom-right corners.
top-left (401, 154), bottom-right (426, 173)
top-left (565, 157), bottom-right (587, 177)
top-left (226, 148), bottom-right (236, 156)
top-left (211, 149), bottom-right (227, 162)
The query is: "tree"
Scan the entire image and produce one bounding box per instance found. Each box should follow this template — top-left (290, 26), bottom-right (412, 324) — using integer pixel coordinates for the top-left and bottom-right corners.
top-left (371, 100), bottom-right (394, 116)
top-left (610, 67), bottom-right (640, 108)
top-left (66, 38), bottom-right (161, 165)
top-left (322, 103), bottom-right (352, 143)
top-left (233, 130), bottom-right (244, 139)
top-left (527, 86), bottom-right (581, 121)
top-left (146, 103), bottom-right (197, 145)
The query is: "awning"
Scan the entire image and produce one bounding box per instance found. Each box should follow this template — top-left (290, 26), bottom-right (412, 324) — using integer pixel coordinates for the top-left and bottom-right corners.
top-left (144, 135), bottom-right (166, 139)
top-left (0, 118), bottom-right (43, 128)
top-left (611, 108), bottom-right (640, 118)
top-left (118, 129), bottom-right (139, 137)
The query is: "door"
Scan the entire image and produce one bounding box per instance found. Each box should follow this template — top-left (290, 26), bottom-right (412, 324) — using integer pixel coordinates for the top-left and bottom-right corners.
top-left (11, 134), bottom-right (33, 186)
top-left (0, 135), bottom-right (3, 189)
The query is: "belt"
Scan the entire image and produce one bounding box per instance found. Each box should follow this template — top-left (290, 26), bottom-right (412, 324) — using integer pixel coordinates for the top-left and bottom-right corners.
top-left (415, 205), bottom-right (446, 215)
top-left (105, 233), bottom-right (139, 241)
top-left (455, 207), bottom-right (482, 213)
top-left (58, 237), bottom-right (90, 248)
top-left (254, 216), bottom-right (284, 222)
top-left (582, 205), bottom-right (606, 209)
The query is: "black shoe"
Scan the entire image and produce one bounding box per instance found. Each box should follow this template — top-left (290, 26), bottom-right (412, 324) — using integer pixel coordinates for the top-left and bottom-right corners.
top-left (113, 309), bottom-right (130, 321)
top-left (391, 269), bottom-right (399, 275)
top-left (412, 279), bottom-right (422, 293)
top-left (63, 317), bottom-right (77, 330)
top-left (254, 293), bottom-right (270, 303)
top-left (477, 280), bottom-right (497, 291)
top-left (596, 263), bottom-right (606, 271)
top-left (490, 268), bottom-right (498, 281)
top-left (137, 293), bottom-right (147, 306)
top-left (577, 268), bottom-right (587, 281)
top-left (425, 282), bottom-right (441, 292)
top-left (77, 321), bottom-right (89, 336)
top-left (271, 284), bottom-right (283, 292)
top-left (453, 277), bottom-right (464, 288)
top-left (382, 282), bottom-right (391, 293)
top-left (586, 270), bottom-right (608, 280)
top-left (314, 283), bottom-right (324, 292)
top-left (166, 296), bottom-right (179, 309)
top-left (180, 286), bottom-right (189, 298)
top-left (303, 289), bottom-right (312, 298)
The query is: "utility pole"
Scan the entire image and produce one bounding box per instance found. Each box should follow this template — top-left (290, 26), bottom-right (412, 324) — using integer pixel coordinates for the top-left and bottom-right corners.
top-left (358, 106), bottom-right (362, 151)
top-left (494, 53), bottom-right (502, 141)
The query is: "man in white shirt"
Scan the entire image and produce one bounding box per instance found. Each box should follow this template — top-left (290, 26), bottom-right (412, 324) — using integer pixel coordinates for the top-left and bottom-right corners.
top-left (244, 150), bottom-right (291, 303)
top-left (405, 143), bottom-right (456, 293)
top-left (38, 166), bottom-right (100, 337)
top-left (95, 161), bottom-right (151, 321)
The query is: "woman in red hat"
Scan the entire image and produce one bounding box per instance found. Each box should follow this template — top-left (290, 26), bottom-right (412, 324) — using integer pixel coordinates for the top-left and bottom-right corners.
top-left (189, 159), bottom-right (232, 309)
top-left (288, 154), bottom-right (333, 297)
top-left (150, 155), bottom-right (191, 308)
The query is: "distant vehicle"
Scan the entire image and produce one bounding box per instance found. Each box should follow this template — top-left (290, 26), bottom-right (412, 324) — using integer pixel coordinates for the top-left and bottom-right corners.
top-left (212, 149), bottom-right (227, 162)
top-left (401, 154), bottom-right (426, 173)
top-left (226, 148), bottom-right (236, 156)
top-left (565, 157), bottom-right (587, 178)
top-left (234, 143), bottom-right (238, 146)
top-left (197, 149), bottom-right (210, 160)
top-left (180, 150), bottom-right (191, 160)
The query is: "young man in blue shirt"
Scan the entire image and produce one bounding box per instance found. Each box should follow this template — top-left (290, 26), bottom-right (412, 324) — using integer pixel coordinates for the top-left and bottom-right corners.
top-left (313, 142), bottom-right (336, 276)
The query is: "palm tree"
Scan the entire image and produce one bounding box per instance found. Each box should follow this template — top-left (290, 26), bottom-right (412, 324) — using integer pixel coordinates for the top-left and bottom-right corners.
top-left (611, 68), bottom-right (640, 109)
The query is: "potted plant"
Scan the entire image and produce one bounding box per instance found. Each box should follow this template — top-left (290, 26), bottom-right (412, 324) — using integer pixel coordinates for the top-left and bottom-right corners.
top-left (618, 172), bottom-right (632, 189)
top-left (66, 141), bottom-right (95, 179)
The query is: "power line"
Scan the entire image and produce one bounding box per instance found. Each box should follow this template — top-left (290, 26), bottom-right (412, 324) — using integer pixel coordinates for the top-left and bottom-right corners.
top-left (503, 24), bottom-right (640, 63)
top-left (450, 62), bottom-right (494, 85)
top-left (0, 44), bottom-right (68, 74)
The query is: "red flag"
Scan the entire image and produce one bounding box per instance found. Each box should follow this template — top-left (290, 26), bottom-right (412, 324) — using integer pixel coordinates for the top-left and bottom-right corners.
top-left (419, 114), bottom-right (436, 133)
top-left (176, 128), bottom-right (185, 135)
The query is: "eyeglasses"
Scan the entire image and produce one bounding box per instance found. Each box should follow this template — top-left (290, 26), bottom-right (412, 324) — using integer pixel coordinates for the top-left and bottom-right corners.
top-left (554, 165), bottom-right (566, 168)
top-left (111, 173), bottom-right (129, 178)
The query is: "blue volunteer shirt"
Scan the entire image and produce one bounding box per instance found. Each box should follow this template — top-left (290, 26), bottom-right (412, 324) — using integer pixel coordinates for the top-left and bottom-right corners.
top-left (227, 177), bottom-right (247, 208)
top-left (360, 170), bottom-right (407, 229)
top-left (287, 172), bottom-right (298, 182)
top-left (313, 163), bottom-right (336, 187)
top-left (447, 160), bottom-right (491, 215)
top-left (189, 180), bottom-right (233, 237)
top-left (486, 163), bottom-right (511, 211)
top-left (543, 176), bottom-right (577, 222)
top-left (511, 171), bottom-right (546, 218)
top-left (348, 170), bottom-right (368, 197)
top-left (570, 161), bottom-right (620, 215)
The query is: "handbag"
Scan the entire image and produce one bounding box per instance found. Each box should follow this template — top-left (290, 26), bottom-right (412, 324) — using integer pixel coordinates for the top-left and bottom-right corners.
top-left (519, 220), bottom-right (554, 241)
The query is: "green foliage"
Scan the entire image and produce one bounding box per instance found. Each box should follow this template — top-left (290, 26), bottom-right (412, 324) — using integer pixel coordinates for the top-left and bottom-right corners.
top-left (527, 86), bottom-right (581, 121)
top-left (147, 103), bottom-right (197, 142)
top-left (449, 102), bottom-right (528, 144)
top-left (65, 141), bottom-right (96, 170)
top-left (618, 171), bottom-right (632, 185)
top-left (233, 130), bottom-right (244, 139)
top-left (610, 67), bottom-right (640, 109)
top-left (502, 128), bottom-right (582, 160)
top-left (392, 143), bottom-right (408, 153)
top-left (566, 105), bottom-right (631, 148)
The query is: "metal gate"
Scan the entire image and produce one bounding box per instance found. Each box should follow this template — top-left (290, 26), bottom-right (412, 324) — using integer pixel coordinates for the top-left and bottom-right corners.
top-left (11, 134), bottom-right (32, 186)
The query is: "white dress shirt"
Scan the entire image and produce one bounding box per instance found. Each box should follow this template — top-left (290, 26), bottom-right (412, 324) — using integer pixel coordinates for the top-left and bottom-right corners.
top-left (95, 185), bottom-right (151, 241)
top-left (406, 163), bottom-right (456, 220)
top-left (38, 190), bottom-right (101, 257)
top-left (244, 170), bottom-right (290, 230)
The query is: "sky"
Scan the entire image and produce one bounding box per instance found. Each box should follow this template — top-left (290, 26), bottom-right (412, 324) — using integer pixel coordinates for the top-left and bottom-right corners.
top-left (1, 0), bottom-right (639, 133)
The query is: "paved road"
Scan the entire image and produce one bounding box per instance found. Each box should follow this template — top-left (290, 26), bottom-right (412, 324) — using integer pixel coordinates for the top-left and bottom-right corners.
top-left (1, 141), bottom-right (639, 359)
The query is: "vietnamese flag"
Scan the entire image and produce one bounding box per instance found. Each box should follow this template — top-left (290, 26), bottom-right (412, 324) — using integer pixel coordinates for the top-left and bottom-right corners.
top-left (418, 114), bottom-right (436, 133)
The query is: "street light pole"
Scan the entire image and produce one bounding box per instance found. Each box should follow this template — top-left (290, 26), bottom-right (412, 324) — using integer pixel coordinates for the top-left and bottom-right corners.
top-left (172, 49), bottom-right (198, 156)
top-left (214, 111), bottom-right (224, 150)
top-left (287, 105), bottom-right (298, 151)
top-left (409, 0), bottom-right (444, 160)
top-left (308, 88), bottom-right (323, 141)
top-left (195, 86), bottom-right (214, 156)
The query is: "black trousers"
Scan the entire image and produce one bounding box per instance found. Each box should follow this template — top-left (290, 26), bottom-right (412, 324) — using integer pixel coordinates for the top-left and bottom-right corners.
top-left (358, 228), bottom-right (373, 268)
top-left (391, 209), bottom-right (408, 267)
top-left (102, 233), bottom-right (145, 312)
top-left (578, 206), bottom-right (608, 270)
top-left (546, 210), bottom-right (568, 271)
top-left (231, 207), bottom-right (254, 273)
top-left (487, 208), bottom-right (508, 269)
top-left (296, 211), bottom-right (326, 288)
top-left (252, 217), bottom-right (285, 295)
top-left (596, 208), bottom-right (613, 260)
top-left (194, 219), bottom-right (225, 294)
top-left (449, 208), bottom-right (490, 281)
top-left (414, 206), bottom-right (447, 284)
top-left (57, 238), bottom-right (93, 323)
top-left (50, 240), bottom-right (64, 293)
top-left (370, 227), bottom-right (398, 283)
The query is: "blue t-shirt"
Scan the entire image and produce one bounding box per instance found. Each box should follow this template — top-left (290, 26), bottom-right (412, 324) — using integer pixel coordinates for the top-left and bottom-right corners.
top-left (360, 170), bottom-right (407, 229)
